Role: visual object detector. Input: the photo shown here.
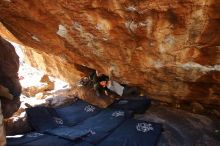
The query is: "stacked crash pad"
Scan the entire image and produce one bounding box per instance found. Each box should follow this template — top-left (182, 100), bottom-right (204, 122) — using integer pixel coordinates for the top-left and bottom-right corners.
top-left (7, 97), bottom-right (162, 146)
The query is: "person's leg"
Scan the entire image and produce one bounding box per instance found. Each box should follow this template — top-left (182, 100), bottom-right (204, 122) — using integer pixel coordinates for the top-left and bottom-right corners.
top-left (123, 86), bottom-right (139, 97)
top-left (0, 101), bottom-right (6, 146)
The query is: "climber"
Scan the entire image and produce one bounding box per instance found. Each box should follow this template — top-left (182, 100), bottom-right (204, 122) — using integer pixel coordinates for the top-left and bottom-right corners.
top-left (93, 73), bottom-right (110, 97)
top-left (106, 80), bottom-right (139, 97)
top-left (92, 69), bottom-right (139, 98)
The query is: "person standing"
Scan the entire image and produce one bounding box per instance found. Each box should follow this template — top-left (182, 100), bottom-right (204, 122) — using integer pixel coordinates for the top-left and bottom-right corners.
top-left (0, 84), bottom-right (14, 146)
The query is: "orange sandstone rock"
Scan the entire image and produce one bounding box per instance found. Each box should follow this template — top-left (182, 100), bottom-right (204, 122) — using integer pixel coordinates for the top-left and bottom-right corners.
top-left (0, 0), bottom-right (219, 107)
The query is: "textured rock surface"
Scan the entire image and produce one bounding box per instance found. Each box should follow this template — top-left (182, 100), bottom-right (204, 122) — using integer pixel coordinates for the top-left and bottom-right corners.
top-left (0, 36), bottom-right (21, 118)
top-left (22, 47), bottom-right (84, 85)
top-left (136, 105), bottom-right (220, 146)
top-left (0, 0), bottom-right (219, 107)
top-left (73, 85), bottom-right (114, 108)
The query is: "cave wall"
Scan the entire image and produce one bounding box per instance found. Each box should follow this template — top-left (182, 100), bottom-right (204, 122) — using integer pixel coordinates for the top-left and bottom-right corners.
top-left (0, 0), bottom-right (219, 106)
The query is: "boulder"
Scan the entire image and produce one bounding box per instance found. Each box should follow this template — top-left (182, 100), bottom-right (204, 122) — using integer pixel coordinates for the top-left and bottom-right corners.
top-left (0, 0), bottom-right (219, 108)
top-left (0, 36), bottom-right (21, 118)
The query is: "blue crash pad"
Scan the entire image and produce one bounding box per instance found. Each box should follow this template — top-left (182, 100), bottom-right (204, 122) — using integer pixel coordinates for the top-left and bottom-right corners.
top-left (47, 109), bottom-right (131, 144)
top-left (7, 132), bottom-right (94, 146)
top-left (55, 100), bottom-right (101, 126)
top-left (6, 132), bottom-right (73, 146)
top-left (13, 98), bottom-right (161, 146)
top-left (26, 99), bottom-right (101, 132)
top-left (26, 107), bottom-right (60, 132)
top-left (98, 119), bottom-right (162, 146)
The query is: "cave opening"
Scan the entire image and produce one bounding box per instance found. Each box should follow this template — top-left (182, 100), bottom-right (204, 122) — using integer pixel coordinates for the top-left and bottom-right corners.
top-left (11, 41), bottom-right (71, 106)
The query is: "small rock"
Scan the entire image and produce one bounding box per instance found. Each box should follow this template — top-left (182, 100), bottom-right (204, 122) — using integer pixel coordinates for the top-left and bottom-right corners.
top-left (40, 75), bottom-right (50, 83)
top-left (35, 92), bottom-right (44, 99)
